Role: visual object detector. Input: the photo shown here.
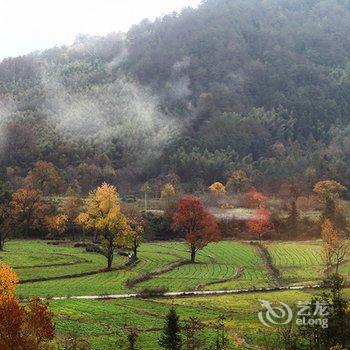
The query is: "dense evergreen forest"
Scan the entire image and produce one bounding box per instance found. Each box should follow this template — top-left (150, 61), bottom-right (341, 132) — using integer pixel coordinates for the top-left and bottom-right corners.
top-left (2, 0), bottom-right (350, 194)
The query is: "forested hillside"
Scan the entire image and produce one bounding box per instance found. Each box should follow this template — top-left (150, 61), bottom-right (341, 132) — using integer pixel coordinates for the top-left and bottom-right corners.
top-left (2, 0), bottom-right (350, 194)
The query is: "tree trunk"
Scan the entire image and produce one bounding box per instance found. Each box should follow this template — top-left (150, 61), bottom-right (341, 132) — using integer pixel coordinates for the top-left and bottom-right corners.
top-left (133, 242), bottom-right (138, 259)
top-left (0, 231), bottom-right (5, 251)
top-left (190, 245), bottom-right (196, 263)
top-left (71, 224), bottom-right (75, 241)
top-left (335, 257), bottom-right (340, 275)
top-left (107, 235), bottom-right (114, 270)
top-left (107, 253), bottom-right (113, 270)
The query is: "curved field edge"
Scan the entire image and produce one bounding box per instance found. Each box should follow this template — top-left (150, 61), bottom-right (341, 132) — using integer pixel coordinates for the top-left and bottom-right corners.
top-left (49, 288), bottom-right (350, 350)
top-left (5, 239), bottom-right (344, 298)
top-left (14, 241), bottom-right (189, 297)
top-left (136, 241), bottom-right (270, 292)
top-left (265, 241), bottom-right (325, 285)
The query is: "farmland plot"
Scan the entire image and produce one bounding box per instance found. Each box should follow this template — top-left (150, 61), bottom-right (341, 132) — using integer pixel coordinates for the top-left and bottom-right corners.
top-left (266, 242), bottom-right (323, 285)
top-left (138, 241), bottom-right (269, 291)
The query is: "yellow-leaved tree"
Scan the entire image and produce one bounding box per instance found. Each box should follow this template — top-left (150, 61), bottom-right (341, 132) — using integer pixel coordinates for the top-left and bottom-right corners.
top-left (313, 180), bottom-right (347, 228)
top-left (321, 219), bottom-right (348, 274)
top-left (0, 262), bottom-right (19, 299)
top-left (160, 183), bottom-right (176, 206)
top-left (0, 263), bottom-right (55, 349)
top-left (161, 183), bottom-right (175, 199)
top-left (208, 182), bottom-right (226, 196)
top-left (77, 183), bottom-right (131, 270)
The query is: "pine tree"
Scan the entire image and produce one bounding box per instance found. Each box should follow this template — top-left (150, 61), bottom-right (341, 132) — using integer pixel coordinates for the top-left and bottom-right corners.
top-left (211, 316), bottom-right (229, 350)
top-left (286, 200), bottom-right (299, 237)
top-left (126, 328), bottom-right (138, 350)
top-left (321, 274), bottom-right (350, 349)
top-left (159, 307), bottom-right (182, 350)
top-left (183, 317), bottom-right (205, 350)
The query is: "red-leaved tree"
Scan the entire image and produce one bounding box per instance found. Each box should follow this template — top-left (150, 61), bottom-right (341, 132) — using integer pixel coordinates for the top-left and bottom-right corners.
top-left (172, 196), bottom-right (221, 262)
top-left (247, 208), bottom-right (271, 243)
top-left (242, 188), bottom-right (267, 208)
top-left (0, 263), bottom-right (55, 350)
top-left (0, 296), bottom-right (55, 350)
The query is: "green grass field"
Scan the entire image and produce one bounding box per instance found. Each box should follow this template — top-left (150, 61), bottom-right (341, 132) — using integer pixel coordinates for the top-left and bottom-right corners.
top-left (3, 240), bottom-right (270, 297)
top-left (1, 240), bottom-right (110, 280)
top-left (138, 241), bottom-right (269, 291)
top-left (7, 240), bottom-right (188, 298)
top-left (50, 288), bottom-right (350, 350)
top-left (0, 239), bottom-right (346, 298)
top-left (1, 239), bottom-right (349, 349)
top-left (266, 241), bottom-right (324, 285)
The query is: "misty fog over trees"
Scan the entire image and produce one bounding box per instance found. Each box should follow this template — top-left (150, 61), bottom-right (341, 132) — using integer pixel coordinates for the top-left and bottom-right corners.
top-left (2, 0), bottom-right (350, 194)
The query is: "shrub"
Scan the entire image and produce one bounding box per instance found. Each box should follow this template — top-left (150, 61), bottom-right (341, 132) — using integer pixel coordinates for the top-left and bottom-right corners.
top-left (139, 287), bottom-right (168, 297)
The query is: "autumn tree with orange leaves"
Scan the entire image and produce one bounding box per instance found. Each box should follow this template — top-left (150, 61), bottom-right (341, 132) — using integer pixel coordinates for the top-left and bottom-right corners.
top-left (0, 296), bottom-right (55, 350)
top-left (313, 180), bottom-right (347, 229)
top-left (45, 214), bottom-right (68, 239)
top-left (172, 196), bottom-right (221, 262)
top-left (25, 160), bottom-right (64, 195)
top-left (247, 208), bottom-right (272, 243)
top-left (208, 182), bottom-right (226, 197)
top-left (0, 262), bottom-right (19, 298)
top-left (0, 263), bottom-right (55, 350)
top-left (62, 196), bottom-right (83, 239)
top-left (321, 219), bottom-right (348, 274)
top-left (26, 297), bottom-right (55, 349)
top-left (242, 188), bottom-right (267, 208)
top-left (8, 188), bottom-right (50, 237)
top-left (208, 182), bottom-right (226, 205)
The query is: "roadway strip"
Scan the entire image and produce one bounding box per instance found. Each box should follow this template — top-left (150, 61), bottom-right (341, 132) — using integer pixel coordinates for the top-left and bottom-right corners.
top-left (44, 284), bottom-right (321, 301)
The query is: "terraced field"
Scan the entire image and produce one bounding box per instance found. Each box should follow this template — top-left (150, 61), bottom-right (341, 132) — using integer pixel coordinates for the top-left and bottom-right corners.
top-left (266, 241), bottom-right (324, 285)
top-left (2, 239), bottom-right (350, 349)
top-left (1, 240), bottom-right (109, 281)
top-left (52, 297), bottom-right (222, 350)
top-left (138, 241), bottom-right (269, 291)
top-left (1, 240), bottom-right (268, 298)
top-left (1, 240), bottom-right (187, 297)
top-left (3, 239), bottom-right (348, 299)
top-left (51, 288), bottom-right (350, 350)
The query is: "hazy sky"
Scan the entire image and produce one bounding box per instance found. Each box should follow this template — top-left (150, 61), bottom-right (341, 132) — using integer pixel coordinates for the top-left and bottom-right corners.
top-left (0, 0), bottom-right (201, 60)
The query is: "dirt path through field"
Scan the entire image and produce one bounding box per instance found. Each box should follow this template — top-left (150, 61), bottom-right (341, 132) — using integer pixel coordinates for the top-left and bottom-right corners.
top-left (252, 242), bottom-right (283, 286)
top-left (38, 283), bottom-right (321, 301)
